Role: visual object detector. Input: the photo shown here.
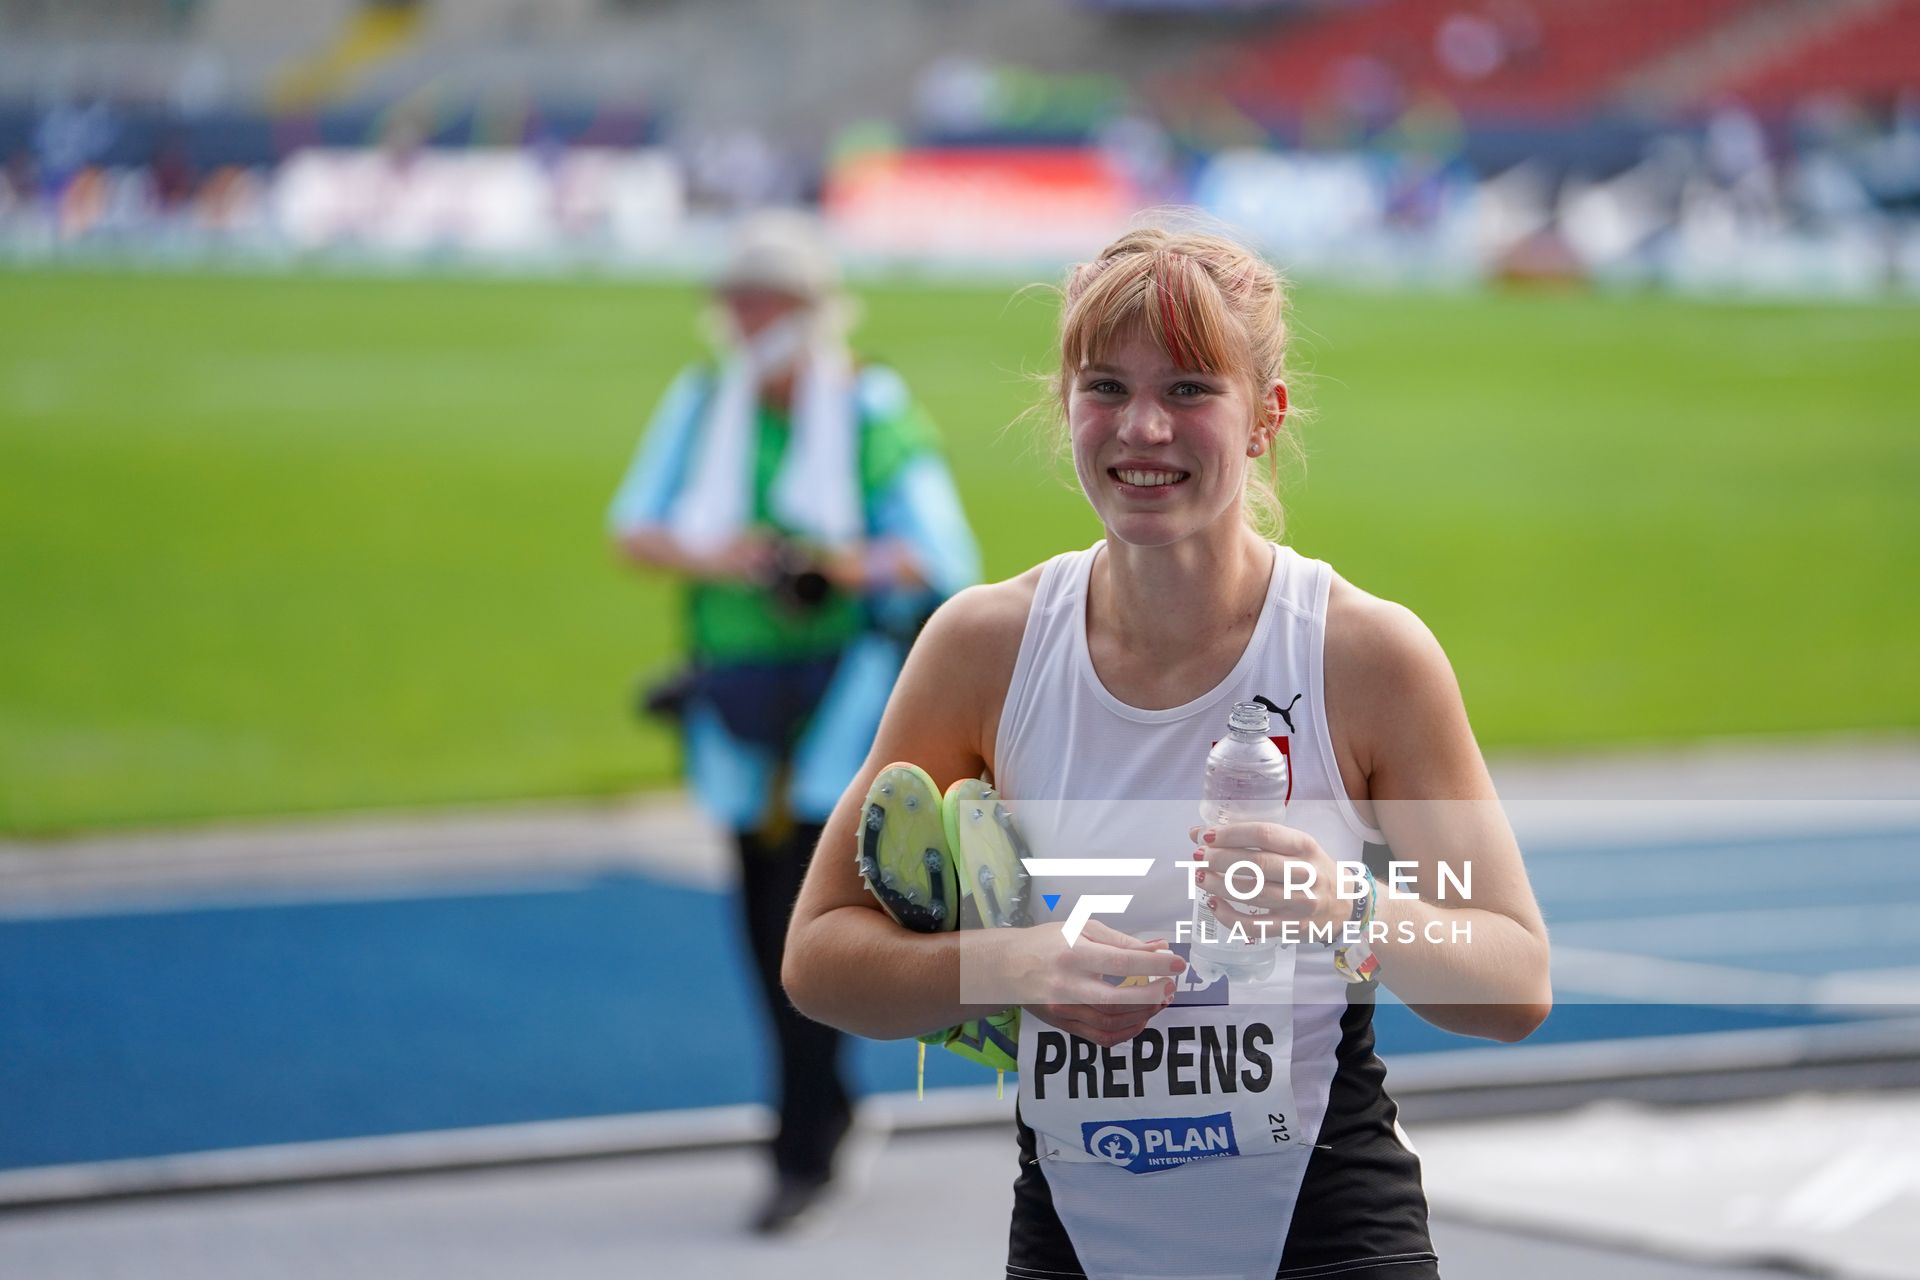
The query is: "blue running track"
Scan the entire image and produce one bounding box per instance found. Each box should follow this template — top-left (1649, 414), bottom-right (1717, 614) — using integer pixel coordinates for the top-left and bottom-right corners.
top-left (3, 827), bottom-right (1915, 1171)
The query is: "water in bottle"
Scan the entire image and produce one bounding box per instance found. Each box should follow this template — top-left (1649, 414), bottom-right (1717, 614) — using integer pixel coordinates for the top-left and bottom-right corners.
top-left (1188, 700), bottom-right (1290, 983)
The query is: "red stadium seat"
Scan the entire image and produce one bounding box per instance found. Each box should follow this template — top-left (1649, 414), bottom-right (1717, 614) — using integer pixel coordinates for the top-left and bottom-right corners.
top-left (1708, 1), bottom-right (1920, 108)
top-left (1219, 0), bottom-right (1758, 120)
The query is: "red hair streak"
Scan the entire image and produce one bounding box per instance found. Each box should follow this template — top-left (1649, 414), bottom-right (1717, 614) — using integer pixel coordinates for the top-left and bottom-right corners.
top-left (1156, 254), bottom-right (1196, 371)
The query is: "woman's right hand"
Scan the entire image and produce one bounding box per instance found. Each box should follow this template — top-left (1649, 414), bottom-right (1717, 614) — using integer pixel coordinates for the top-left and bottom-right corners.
top-left (987, 919), bottom-right (1186, 1048)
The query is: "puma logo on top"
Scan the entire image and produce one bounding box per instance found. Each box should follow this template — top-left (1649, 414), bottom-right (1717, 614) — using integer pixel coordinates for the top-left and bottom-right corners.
top-left (1254, 693), bottom-right (1303, 734)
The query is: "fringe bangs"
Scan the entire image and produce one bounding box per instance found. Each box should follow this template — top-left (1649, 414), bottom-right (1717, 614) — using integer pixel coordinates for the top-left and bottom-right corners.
top-left (1062, 250), bottom-right (1245, 381)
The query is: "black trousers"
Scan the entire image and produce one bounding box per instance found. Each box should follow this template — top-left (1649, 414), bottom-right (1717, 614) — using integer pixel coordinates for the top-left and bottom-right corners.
top-left (734, 821), bottom-right (850, 1181)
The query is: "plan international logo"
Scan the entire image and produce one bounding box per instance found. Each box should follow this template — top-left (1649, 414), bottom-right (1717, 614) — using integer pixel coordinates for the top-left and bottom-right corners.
top-left (1081, 1113), bottom-right (1240, 1174)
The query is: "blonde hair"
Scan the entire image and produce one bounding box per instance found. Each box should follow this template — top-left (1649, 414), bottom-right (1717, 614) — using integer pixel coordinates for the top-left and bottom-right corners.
top-left (1048, 224), bottom-right (1299, 537)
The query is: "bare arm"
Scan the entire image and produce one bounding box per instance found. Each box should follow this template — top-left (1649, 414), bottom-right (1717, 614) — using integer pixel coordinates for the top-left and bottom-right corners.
top-left (781, 584), bottom-right (1014, 1040)
top-left (782, 577), bottom-right (1185, 1045)
top-left (617, 521), bottom-right (934, 595)
top-left (1196, 583), bottom-right (1551, 1042)
top-left (1335, 586), bottom-right (1551, 1041)
top-left (613, 525), bottom-right (775, 583)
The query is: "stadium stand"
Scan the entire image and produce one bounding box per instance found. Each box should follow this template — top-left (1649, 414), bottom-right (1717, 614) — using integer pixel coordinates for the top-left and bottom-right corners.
top-left (1221, 0), bottom-right (1761, 120)
top-left (2, 0), bottom-right (1915, 290)
top-left (1705, 0), bottom-right (1920, 108)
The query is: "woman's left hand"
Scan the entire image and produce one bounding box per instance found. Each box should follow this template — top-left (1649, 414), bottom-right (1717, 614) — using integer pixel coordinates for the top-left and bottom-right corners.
top-left (1186, 822), bottom-right (1349, 935)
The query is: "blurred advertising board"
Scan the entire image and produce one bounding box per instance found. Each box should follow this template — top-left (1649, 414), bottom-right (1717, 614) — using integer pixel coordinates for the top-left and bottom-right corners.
top-left (1194, 146), bottom-right (1485, 284)
top-left (824, 147), bottom-right (1139, 261)
top-left (1195, 148), bottom-right (1391, 257)
top-left (271, 148), bottom-right (684, 255)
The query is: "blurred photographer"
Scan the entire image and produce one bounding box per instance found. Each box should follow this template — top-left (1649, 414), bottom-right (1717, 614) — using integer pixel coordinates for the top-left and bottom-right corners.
top-left (607, 211), bottom-right (980, 1233)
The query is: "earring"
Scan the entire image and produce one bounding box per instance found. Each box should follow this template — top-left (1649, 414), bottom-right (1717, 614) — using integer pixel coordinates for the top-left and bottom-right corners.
top-left (1247, 438), bottom-right (1265, 457)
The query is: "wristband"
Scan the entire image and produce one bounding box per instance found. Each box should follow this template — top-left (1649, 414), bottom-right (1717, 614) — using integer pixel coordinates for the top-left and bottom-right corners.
top-left (1347, 862), bottom-right (1372, 925)
top-left (1333, 863), bottom-right (1378, 985)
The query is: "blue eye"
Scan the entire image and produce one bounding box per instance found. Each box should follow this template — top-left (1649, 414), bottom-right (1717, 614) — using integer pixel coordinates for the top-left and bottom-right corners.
top-left (1088, 379), bottom-right (1124, 394)
top-left (1171, 382), bottom-right (1209, 398)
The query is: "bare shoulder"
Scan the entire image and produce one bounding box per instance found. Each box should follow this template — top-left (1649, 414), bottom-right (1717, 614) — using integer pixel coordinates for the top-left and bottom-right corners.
top-left (919, 565), bottom-right (1042, 661)
top-left (1323, 571), bottom-right (1482, 804)
top-left (1324, 574), bottom-right (1454, 696)
top-left (888, 564), bottom-right (1044, 781)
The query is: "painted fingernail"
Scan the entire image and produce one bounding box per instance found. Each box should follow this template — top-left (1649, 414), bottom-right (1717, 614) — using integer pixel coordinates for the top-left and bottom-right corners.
top-left (1193, 848), bottom-right (1207, 862)
top-left (1202, 829), bottom-right (1216, 844)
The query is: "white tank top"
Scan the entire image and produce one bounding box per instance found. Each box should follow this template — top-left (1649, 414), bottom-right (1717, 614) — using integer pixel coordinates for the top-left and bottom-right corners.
top-left (993, 540), bottom-right (1399, 1280)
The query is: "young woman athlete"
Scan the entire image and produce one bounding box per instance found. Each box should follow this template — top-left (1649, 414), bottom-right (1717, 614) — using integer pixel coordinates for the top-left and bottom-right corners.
top-left (783, 226), bottom-right (1552, 1279)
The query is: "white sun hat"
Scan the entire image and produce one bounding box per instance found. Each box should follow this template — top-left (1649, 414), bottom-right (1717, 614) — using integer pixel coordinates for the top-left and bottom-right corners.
top-left (715, 209), bottom-right (843, 301)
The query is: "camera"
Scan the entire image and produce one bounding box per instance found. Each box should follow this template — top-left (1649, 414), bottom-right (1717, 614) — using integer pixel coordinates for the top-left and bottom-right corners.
top-left (766, 541), bottom-right (833, 615)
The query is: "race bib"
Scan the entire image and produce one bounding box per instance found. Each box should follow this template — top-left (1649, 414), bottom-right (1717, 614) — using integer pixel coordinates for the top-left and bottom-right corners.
top-left (1018, 939), bottom-right (1303, 1173)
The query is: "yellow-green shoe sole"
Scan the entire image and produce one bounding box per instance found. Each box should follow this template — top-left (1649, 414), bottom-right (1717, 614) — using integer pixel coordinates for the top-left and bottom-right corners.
top-left (942, 778), bottom-right (1033, 931)
top-left (941, 778), bottom-right (1026, 1073)
top-left (856, 762), bottom-right (958, 934)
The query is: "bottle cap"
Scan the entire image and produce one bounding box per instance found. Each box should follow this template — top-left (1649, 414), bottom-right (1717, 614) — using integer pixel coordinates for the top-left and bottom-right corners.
top-left (1228, 701), bottom-right (1270, 735)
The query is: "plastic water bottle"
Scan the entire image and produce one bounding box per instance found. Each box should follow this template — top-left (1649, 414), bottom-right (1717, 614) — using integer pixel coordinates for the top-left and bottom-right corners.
top-left (1189, 701), bottom-right (1290, 982)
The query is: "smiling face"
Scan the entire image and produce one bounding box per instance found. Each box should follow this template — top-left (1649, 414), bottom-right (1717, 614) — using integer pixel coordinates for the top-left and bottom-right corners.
top-left (1070, 326), bottom-right (1269, 548)
top-left (1053, 229), bottom-right (1294, 545)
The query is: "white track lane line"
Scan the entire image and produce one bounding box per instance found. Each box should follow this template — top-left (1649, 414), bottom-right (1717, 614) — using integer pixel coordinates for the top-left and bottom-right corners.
top-left (0, 874), bottom-right (601, 921)
top-left (1551, 946), bottom-right (1920, 1008)
top-left (1548, 901), bottom-right (1920, 958)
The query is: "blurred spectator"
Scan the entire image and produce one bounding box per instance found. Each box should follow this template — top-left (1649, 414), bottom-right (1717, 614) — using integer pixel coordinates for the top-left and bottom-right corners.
top-left (1097, 109), bottom-right (1179, 205)
top-left (34, 101), bottom-right (119, 193)
top-left (1706, 102), bottom-right (1781, 217)
top-left (915, 55), bottom-right (998, 135)
top-left (3, 150), bottom-right (37, 215)
top-left (1435, 11), bottom-right (1505, 84)
top-left (607, 211), bottom-right (981, 1234)
top-left (152, 134), bottom-right (198, 211)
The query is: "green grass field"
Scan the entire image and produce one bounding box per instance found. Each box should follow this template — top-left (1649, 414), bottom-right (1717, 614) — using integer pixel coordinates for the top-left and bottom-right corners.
top-left (2, 268), bottom-right (1915, 833)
